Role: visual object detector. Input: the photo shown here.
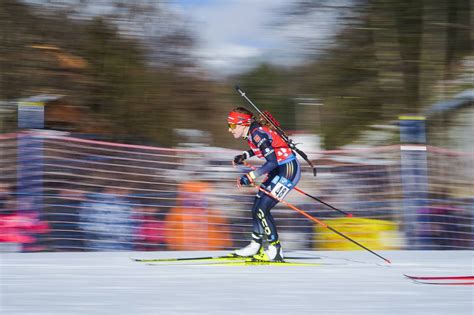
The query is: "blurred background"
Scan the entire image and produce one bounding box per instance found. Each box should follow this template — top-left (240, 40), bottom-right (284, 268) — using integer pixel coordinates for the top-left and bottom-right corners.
top-left (0, 0), bottom-right (472, 253)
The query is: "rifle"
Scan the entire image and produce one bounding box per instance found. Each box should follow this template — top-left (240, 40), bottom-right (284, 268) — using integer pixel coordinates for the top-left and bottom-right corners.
top-left (235, 86), bottom-right (317, 176)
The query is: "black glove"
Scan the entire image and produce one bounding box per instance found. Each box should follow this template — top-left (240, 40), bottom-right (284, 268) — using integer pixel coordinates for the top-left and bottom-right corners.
top-left (239, 174), bottom-right (252, 186)
top-left (233, 151), bottom-right (249, 165)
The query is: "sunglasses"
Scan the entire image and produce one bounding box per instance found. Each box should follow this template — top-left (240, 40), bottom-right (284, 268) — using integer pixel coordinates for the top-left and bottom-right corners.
top-left (228, 123), bottom-right (238, 130)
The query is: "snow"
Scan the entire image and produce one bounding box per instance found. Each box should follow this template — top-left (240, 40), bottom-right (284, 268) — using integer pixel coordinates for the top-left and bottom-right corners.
top-left (1, 250), bottom-right (473, 314)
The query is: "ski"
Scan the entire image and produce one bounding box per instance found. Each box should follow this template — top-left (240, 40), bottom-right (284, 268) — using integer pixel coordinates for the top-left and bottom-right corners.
top-left (404, 275), bottom-right (474, 281)
top-left (408, 280), bottom-right (474, 286)
top-left (208, 258), bottom-right (322, 267)
top-left (143, 257), bottom-right (322, 267)
top-left (404, 275), bottom-right (474, 285)
top-left (132, 254), bottom-right (242, 263)
top-left (133, 254), bottom-right (319, 263)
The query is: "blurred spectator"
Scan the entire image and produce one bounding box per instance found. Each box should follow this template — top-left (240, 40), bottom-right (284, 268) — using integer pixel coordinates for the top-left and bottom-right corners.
top-left (135, 202), bottom-right (167, 251)
top-left (164, 181), bottom-right (232, 250)
top-left (0, 183), bottom-right (49, 252)
top-left (416, 201), bottom-right (472, 249)
top-left (43, 185), bottom-right (85, 251)
top-left (79, 185), bottom-right (138, 251)
top-left (0, 182), bottom-right (13, 212)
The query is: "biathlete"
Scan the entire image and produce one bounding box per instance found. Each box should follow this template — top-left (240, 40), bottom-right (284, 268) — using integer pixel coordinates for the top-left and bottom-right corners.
top-left (228, 107), bottom-right (301, 262)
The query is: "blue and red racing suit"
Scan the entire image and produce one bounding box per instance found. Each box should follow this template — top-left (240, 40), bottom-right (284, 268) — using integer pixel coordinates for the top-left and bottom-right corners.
top-left (244, 121), bottom-right (301, 244)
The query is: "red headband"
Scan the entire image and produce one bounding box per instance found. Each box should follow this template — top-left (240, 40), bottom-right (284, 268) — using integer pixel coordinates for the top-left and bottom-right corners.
top-left (227, 111), bottom-right (252, 126)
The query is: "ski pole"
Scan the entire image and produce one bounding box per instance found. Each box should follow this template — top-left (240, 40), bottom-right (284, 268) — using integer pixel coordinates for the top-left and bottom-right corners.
top-left (247, 183), bottom-right (391, 264)
top-left (242, 161), bottom-right (353, 217)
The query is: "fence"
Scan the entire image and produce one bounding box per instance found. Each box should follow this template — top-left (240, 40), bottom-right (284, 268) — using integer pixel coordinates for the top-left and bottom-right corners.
top-left (0, 131), bottom-right (472, 252)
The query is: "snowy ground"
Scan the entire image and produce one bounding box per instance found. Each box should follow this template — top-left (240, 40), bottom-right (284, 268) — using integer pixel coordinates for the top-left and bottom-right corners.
top-left (1, 250), bottom-right (472, 315)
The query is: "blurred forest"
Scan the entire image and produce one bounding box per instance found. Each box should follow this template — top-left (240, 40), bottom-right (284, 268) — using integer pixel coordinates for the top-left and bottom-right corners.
top-left (0, 0), bottom-right (471, 149)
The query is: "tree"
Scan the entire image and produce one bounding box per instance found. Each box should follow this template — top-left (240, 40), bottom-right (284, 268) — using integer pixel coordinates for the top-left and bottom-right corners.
top-left (0, 0), bottom-right (219, 146)
top-left (233, 64), bottom-right (297, 130)
top-left (278, 0), bottom-right (471, 148)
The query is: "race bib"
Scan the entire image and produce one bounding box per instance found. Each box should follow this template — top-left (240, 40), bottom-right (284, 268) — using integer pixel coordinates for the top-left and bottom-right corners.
top-left (270, 177), bottom-right (292, 199)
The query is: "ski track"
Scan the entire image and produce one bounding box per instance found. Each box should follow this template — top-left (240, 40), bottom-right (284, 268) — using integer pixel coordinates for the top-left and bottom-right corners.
top-left (1, 250), bottom-right (473, 315)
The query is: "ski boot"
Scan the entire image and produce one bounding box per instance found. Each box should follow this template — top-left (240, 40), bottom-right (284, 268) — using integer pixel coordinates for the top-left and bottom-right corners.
top-left (253, 240), bottom-right (284, 262)
top-left (233, 234), bottom-right (263, 257)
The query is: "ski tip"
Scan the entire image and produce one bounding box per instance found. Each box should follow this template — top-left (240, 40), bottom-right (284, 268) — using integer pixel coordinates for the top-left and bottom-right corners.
top-left (385, 258), bottom-right (392, 264)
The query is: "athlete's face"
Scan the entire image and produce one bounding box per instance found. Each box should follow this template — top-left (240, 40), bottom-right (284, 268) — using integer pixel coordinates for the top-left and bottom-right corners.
top-left (228, 123), bottom-right (247, 139)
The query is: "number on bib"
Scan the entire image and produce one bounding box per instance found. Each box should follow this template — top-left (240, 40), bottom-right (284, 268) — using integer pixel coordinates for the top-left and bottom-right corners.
top-left (270, 182), bottom-right (290, 199)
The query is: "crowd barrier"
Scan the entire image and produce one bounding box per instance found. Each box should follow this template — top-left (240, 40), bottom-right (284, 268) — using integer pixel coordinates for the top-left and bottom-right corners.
top-left (0, 131), bottom-right (472, 252)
